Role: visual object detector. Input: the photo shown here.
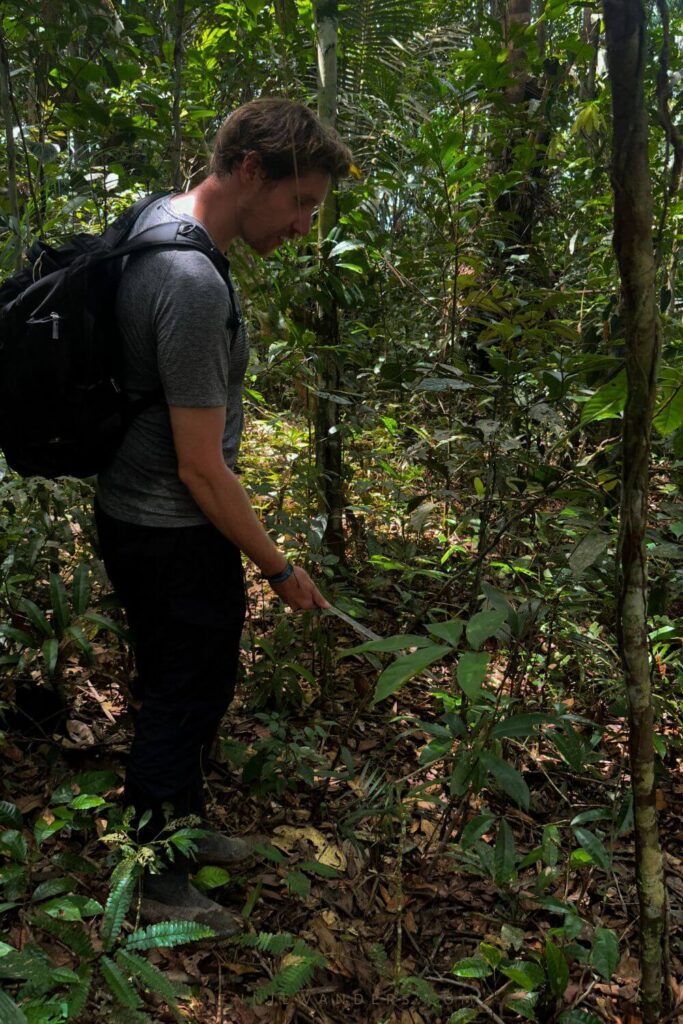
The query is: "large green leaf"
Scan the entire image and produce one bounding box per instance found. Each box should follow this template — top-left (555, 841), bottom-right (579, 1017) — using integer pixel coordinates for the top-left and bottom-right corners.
top-left (590, 927), bottom-right (619, 980)
top-left (466, 610), bottom-right (507, 650)
top-left (490, 712), bottom-right (555, 739)
top-left (0, 990), bottom-right (27, 1024)
top-left (573, 828), bottom-right (610, 870)
top-left (545, 939), bottom-right (569, 997)
top-left (654, 369), bottom-right (683, 436)
top-left (580, 369), bottom-right (626, 424)
top-left (481, 753), bottom-right (530, 810)
top-left (49, 573), bottom-right (70, 634)
top-left (71, 564), bottom-right (92, 616)
top-left (427, 618), bottom-right (464, 647)
top-left (500, 959), bottom-right (545, 990)
top-left (456, 652), bottom-right (489, 698)
top-left (494, 817), bottom-right (516, 884)
top-left (372, 644), bottom-right (447, 703)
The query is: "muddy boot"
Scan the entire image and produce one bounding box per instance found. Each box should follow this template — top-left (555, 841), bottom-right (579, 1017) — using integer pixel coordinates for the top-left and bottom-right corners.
top-left (140, 867), bottom-right (243, 939)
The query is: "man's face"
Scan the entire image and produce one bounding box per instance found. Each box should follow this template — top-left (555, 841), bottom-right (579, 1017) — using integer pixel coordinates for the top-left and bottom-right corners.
top-left (238, 166), bottom-right (331, 256)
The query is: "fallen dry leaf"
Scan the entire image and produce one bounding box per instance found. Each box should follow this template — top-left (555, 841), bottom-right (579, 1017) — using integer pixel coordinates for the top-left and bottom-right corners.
top-left (271, 824), bottom-right (347, 871)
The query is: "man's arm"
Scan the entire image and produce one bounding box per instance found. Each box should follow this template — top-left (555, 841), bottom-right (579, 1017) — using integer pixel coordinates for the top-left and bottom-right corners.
top-left (169, 405), bottom-right (329, 611)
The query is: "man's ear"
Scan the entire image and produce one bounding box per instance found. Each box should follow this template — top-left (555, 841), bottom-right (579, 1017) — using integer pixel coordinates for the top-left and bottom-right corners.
top-left (240, 150), bottom-right (265, 183)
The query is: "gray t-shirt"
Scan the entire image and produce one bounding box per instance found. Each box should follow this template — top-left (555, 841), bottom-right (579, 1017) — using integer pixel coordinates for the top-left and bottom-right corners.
top-left (96, 196), bottom-right (249, 527)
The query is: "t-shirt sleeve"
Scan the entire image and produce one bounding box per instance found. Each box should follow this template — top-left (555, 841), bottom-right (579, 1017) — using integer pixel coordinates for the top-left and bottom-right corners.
top-left (152, 250), bottom-right (233, 407)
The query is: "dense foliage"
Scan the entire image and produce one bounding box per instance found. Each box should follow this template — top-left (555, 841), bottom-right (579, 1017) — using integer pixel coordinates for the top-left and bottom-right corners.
top-left (0, 0), bottom-right (681, 1021)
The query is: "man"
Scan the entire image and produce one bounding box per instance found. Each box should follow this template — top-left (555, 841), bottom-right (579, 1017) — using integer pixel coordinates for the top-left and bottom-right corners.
top-left (95, 99), bottom-right (351, 934)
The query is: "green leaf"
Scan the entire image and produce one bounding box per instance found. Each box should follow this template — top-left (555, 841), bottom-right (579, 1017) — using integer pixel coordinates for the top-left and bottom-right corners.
top-left (558, 1012), bottom-right (603, 1024)
top-left (298, 860), bottom-right (341, 878)
top-left (567, 528), bottom-right (611, 576)
top-left (32, 877), bottom-right (75, 902)
top-left (545, 939), bottom-right (569, 997)
top-left (372, 644), bottom-right (447, 704)
top-left (460, 812), bottom-right (496, 849)
top-left (100, 954), bottom-right (143, 1011)
top-left (0, 989), bottom-right (27, 1024)
top-left (479, 942), bottom-right (503, 968)
top-left (573, 828), bottom-right (610, 870)
top-left (102, 871), bottom-right (136, 951)
top-left (124, 920), bottom-right (214, 951)
top-left (49, 573), bottom-right (70, 633)
top-left (427, 619), bottom-right (464, 647)
top-left (456, 652), bottom-right (489, 698)
top-left (83, 612), bottom-right (129, 641)
top-left (192, 866), bottom-right (231, 891)
top-left (451, 956), bottom-right (492, 978)
top-left (580, 370), bottom-right (626, 424)
top-left (500, 959), bottom-right (545, 991)
top-left (481, 753), bottom-right (530, 810)
top-left (42, 894), bottom-right (103, 920)
top-left (70, 795), bottom-right (106, 810)
top-left (19, 598), bottom-right (53, 638)
top-left (72, 564), bottom-right (91, 615)
top-left (285, 869), bottom-right (311, 898)
top-left (466, 609), bottom-right (507, 650)
top-left (494, 817), bottom-right (517, 884)
top-left (654, 370), bottom-right (683, 436)
top-left (550, 724), bottom-right (585, 770)
top-left (447, 1011), bottom-right (478, 1024)
top-left (342, 634), bottom-right (432, 657)
top-left (0, 830), bottom-right (28, 863)
top-left (42, 637), bottom-right (59, 676)
top-left (590, 927), bottom-right (619, 981)
top-left (0, 803), bottom-right (23, 829)
top-left (490, 712), bottom-right (554, 739)
top-left (0, 625), bottom-right (36, 648)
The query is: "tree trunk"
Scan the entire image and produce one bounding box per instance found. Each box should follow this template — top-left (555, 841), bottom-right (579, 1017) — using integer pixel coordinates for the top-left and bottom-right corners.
top-left (603, 1), bottom-right (668, 1020)
top-left (171, 0), bottom-right (186, 190)
top-left (314, 0), bottom-right (345, 561)
top-left (0, 26), bottom-right (21, 270)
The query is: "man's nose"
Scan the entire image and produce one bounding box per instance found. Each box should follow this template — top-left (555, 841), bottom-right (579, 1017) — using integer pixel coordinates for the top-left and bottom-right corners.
top-left (292, 210), bottom-right (313, 237)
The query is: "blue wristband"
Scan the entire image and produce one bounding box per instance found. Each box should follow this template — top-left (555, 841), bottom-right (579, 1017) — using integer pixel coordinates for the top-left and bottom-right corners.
top-left (265, 562), bottom-right (294, 585)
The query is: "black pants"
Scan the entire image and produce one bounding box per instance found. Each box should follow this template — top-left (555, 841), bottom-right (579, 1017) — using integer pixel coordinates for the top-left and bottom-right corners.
top-left (94, 502), bottom-right (246, 840)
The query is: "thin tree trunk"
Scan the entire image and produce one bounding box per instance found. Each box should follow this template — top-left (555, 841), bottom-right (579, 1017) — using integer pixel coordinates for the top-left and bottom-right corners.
top-left (0, 27), bottom-right (21, 270)
top-left (314, 0), bottom-right (345, 561)
top-left (171, 0), bottom-right (186, 190)
top-left (603, 1), bottom-right (668, 1020)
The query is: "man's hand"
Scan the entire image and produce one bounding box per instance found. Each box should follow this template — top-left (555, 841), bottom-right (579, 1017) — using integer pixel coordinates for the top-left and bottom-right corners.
top-left (270, 566), bottom-right (330, 611)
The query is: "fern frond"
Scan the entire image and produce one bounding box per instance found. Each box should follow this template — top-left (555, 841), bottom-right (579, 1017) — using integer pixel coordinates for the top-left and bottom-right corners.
top-left (64, 964), bottom-right (93, 1020)
top-left (32, 909), bottom-right (96, 960)
top-left (236, 931), bottom-right (294, 955)
top-left (123, 920), bottom-right (214, 952)
top-left (100, 954), bottom-right (143, 1011)
top-left (115, 950), bottom-right (184, 1022)
top-left (101, 872), bottom-right (136, 952)
top-left (252, 942), bottom-right (327, 1005)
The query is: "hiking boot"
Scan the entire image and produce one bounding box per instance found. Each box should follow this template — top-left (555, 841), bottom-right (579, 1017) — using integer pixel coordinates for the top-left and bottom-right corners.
top-left (140, 870), bottom-right (243, 939)
top-left (192, 831), bottom-right (257, 869)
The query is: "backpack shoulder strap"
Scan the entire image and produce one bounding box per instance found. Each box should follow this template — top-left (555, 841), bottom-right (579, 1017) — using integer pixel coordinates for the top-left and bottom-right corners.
top-left (102, 191), bottom-right (173, 248)
top-left (109, 221), bottom-right (242, 330)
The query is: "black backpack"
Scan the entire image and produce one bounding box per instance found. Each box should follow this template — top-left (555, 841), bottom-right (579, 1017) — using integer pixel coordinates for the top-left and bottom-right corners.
top-left (0, 193), bottom-right (240, 479)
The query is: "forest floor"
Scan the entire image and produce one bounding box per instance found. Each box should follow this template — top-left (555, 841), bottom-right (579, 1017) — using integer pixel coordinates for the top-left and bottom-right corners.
top-left (2, 567), bottom-right (682, 1024)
